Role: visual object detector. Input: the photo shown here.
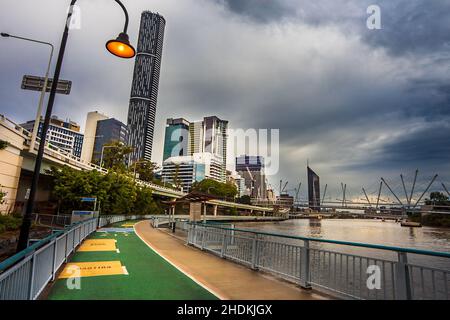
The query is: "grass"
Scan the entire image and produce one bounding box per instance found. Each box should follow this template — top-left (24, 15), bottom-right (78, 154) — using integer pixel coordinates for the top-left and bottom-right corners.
top-left (48, 221), bottom-right (217, 300)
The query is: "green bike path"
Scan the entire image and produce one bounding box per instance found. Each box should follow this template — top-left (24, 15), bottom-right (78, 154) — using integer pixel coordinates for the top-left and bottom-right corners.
top-left (48, 221), bottom-right (217, 300)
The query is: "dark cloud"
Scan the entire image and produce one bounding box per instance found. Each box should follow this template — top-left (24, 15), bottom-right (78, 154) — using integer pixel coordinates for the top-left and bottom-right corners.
top-left (1, 0), bottom-right (449, 199)
top-left (214, 0), bottom-right (295, 23)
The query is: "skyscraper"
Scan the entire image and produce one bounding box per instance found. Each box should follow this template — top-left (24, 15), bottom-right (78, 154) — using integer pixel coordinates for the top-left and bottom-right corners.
top-left (127, 11), bottom-right (166, 163)
top-left (92, 118), bottom-right (129, 163)
top-left (163, 118), bottom-right (190, 161)
top-left (307, 166), bottom-right (321, 211)
top-left (189, 116), bottom-right (228, 181)
top-left (236, 155), bottom-right (267, 199)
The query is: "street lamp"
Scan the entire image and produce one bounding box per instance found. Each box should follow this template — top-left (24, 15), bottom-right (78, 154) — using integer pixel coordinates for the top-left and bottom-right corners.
top-left (1, 33), bottom-right (54, 151)
top-left (16, 0), bottom-right (136, 252)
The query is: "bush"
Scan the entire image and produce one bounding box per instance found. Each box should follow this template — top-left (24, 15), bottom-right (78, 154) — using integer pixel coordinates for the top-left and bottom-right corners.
top-left (0, 214), bottom-right (22, 233)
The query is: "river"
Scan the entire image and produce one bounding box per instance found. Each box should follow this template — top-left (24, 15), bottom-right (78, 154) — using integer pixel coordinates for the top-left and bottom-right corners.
top-left (237, 219), bottom-right (450, 253)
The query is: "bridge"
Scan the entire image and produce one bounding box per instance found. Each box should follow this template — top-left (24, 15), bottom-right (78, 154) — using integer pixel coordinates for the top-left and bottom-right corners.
top-left (0, 114), bottom-right (273, 214)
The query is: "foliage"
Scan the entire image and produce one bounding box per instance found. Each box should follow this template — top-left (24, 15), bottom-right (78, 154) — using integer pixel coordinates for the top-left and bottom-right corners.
top-left (425, 192), bottom-right (450, 206)
top-left (0, 214), bottom-right (22, 234)
top-left (133, 159), bottom-right (159, 183)
top-left (237, 195), bottom-right (251, 205)
top-left (48, 165), bottom-right (161, 215)
top-left (191, 179), bottom-right (238, 199)
top-left (100, 140), bottom-right (134, 172)
top-left (0, 186), bottom-right (6, 205)
top-left (0, 140), bottom-right (7, 150)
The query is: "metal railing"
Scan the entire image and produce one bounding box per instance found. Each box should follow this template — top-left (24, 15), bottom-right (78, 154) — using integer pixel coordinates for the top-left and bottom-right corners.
top-left (187, 223), bottom-right (450, 300)
top-left (0, 214), bottom-right (158, 300)
top-left (98, 214), bottom-right (156, 228)
top-left (0, 218), bottom-right (97, 300)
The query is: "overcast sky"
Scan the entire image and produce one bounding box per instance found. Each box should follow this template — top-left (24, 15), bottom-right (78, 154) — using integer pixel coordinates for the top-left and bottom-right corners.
top-left (1, 0), bottom-right (449, 202)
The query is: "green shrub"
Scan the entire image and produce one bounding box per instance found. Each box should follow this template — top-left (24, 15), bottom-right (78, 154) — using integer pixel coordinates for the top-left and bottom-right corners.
top-left (0, 214), bottom-right (22, 233)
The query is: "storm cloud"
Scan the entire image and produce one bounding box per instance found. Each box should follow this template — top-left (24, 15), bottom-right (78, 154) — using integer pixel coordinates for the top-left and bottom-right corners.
top-left (0, 0), bottom-right (449, 201)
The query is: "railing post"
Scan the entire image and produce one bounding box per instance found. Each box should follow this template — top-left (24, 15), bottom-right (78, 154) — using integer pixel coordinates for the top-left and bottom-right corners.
top-left (300, 240), bottom-right (312, 289)
top-left (251, 233), bottom-right (259, 270)
top-left (395, 252), bottom-right (412, 300)
top-left (221, 231), bottom-right (227, 258)
top-left (193, 224), bottom-right (198, 246)
top-left (28, 253), bottom-right (36, 300)
top-left (65, 232), bottom-right (69, 262)
top-left (201, 226), bottom-right (206, 250)
top-left (51, 239), bottom-right (57, 281)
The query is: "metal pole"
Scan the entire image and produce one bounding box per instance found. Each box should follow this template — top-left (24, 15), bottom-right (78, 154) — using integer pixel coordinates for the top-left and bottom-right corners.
top-left (17, 0), bottom-right (132, 252)
top-left (376, 181), bottom-right (383, 210)
top-left (362, 187), bottom-right (371, 207)
top-left (400, 174), bottom-right (409, 207)
top-left (381, 178), bottom-right (404, 206)
top-left (409, 169), bottom-right (419, 204)
top-left (0, 34), bottom-right (54, 151)
top-left (442, 183), bottom-right (450, 198)
top-left (413, 174), bottom-right (438, 208)
top-left (321, 183), bottom-right (327, 204)
top-left (100, 146), bottom-right (106, 167)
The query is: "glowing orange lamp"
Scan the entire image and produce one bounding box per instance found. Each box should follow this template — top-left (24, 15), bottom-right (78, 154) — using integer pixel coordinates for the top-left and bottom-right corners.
top-left (106, 32), bottom-right (135, 59)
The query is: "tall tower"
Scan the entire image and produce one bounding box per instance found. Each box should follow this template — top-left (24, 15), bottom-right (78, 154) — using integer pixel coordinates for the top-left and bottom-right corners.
top-left (127, 11), bottom-right (166, 163)
top-left (307, 166), bottom-right (321, 212)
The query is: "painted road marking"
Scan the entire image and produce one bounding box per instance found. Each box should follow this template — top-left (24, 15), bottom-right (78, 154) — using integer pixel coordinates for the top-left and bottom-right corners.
top-left (58, 261), bottom-right (128, 279)
top-left (97, 228), bottom-right (135, 233)
top-left (121, 223), bottom-right (136, 227)
top-left (77, 239), bottom-right (117, 252)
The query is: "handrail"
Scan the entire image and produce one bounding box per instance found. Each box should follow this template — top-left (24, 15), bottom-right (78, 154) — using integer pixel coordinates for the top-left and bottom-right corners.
top-left (0, 218), bottom-right (95, 273)
top-left (190, 222), bottom-right (450, 259)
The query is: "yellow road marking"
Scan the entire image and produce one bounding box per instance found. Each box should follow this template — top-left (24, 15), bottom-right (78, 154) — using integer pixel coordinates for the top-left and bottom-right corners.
top-left (121, 223), bottom-right (135, 227)
top-left (58, 261), bottom-right (127, 278)
top-left (77, 239), bottom-right (117, 252)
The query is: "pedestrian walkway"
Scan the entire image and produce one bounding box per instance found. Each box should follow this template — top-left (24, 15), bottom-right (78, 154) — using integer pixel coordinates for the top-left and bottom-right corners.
top-left (134, 221), bottom-right (327, 300)
top-left (47, 221), bottom-right (217, 300)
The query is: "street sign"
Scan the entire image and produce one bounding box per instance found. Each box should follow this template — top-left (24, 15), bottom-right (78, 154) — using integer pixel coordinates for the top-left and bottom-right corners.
top-left (21, 75), bottom-right (72, 95)
top-left (80, 197), bottom-right (97, 202)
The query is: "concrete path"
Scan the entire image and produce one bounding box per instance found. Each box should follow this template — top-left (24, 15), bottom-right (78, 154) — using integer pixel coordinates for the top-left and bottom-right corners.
top-left (134, 221), bottom-right (328, 300)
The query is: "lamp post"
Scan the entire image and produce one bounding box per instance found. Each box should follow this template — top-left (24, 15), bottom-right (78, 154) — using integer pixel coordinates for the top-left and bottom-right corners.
top-left (16, 0), bottom-right (136, 252)
top-left (0, 33), bottom-right (54, 151)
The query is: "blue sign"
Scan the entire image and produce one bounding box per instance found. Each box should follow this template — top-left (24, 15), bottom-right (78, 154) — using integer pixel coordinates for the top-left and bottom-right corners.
top-left (80, 197), bottom-right (97, 202)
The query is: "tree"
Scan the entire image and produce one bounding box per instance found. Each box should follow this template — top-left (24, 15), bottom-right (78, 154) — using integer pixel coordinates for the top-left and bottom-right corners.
top-left (100, 140), bottom-right (133, 172)
top-left (425, 192), bottom-right (450, 206)
top-left (0, 140), bottom-right (7, 150)
top-left (191, 179), bottom-right (238, 199)
top-left (237, 195), bottom-right (251, 205)
top-left (133, 159), bottom-right (158, 182)
top-left (47, 165), bottom-right (163, 215)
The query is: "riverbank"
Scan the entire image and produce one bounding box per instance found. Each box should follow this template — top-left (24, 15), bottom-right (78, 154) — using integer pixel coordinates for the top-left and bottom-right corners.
top-left (409, 213), bottom-right (450, 228)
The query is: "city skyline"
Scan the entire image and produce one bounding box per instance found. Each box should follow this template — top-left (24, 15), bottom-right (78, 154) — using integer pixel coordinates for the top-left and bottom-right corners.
top-left (1, 0), bottom-right (449, 199)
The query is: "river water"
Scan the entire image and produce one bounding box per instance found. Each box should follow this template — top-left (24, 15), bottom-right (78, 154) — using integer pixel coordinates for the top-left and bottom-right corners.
top-left (237, 219), bottom-right (450, 253)
top-left (232, 219), bottom-right (450, 298)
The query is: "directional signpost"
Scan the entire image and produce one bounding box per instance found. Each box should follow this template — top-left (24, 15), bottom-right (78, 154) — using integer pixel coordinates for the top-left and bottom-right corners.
top-left (21, 75), bottom-right (72, 95)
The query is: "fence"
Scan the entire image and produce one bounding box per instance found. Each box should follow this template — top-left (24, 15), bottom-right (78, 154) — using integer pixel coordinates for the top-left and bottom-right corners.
top-left (0, 218), bottom-right (97, 300)
top-left (0, 214), bottom-right (155, 300)
top-left (187, 223), bottom-right (450, 300)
